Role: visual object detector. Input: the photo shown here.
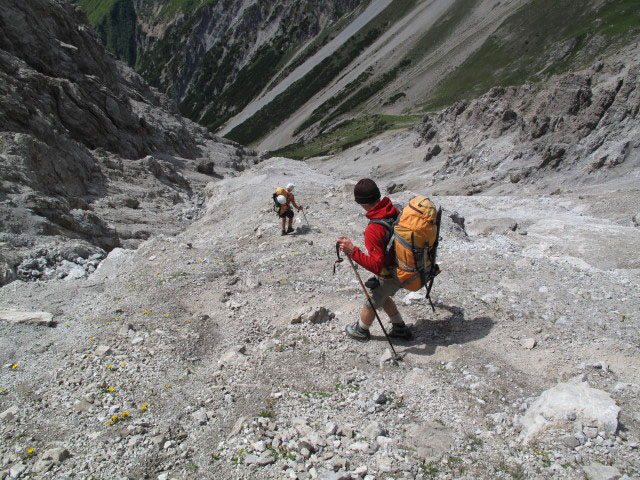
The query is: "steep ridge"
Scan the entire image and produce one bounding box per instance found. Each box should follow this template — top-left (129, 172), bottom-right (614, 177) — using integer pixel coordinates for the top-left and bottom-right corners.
top-left (0, 0), bottom-right (259, 286)
top-left (75, 0), bottom-right (640, 153)
top-left (307, 40), bottom-right (640, 196)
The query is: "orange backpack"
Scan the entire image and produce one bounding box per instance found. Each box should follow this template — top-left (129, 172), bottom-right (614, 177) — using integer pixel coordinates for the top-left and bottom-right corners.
top-left (371, 196), bottom-right (442, 306)
top-left (273, 187), bottom-right (289, 215)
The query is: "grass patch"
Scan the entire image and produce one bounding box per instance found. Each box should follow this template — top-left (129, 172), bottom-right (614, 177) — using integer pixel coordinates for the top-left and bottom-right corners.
top-left (272, 114), bottom-right (419, 159)
top-left (423, 0), bottom-right (640, 110)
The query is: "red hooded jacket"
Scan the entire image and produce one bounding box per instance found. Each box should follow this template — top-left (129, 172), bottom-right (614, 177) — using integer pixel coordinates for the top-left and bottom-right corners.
top-left (349, 197), bottom-right (399, 275)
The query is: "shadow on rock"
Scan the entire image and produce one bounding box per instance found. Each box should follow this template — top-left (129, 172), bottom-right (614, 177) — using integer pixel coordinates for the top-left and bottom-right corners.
top-left (395, 303), bottom-right (494, 356)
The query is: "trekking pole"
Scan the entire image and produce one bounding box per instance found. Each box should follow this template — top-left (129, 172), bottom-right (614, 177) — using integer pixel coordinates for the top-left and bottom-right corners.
top-left (301, 207), bottom-right (310, 227)
top-left (334, 243), bottom-right (400, 363)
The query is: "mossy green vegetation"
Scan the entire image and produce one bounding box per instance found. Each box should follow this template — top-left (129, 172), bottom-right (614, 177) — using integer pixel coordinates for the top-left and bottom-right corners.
top-left (423, 0), bottom-right (640, 110)
top-left (271, 114), bottom-right (420, 160)
top-left (226, 0), bottom-right (419, 145)
top-left (266, 0), bottom-right (374, 91)
top-left (76, 0), bottom-right (137, 66)
top-left (292, 0), bottom-right (469, 135)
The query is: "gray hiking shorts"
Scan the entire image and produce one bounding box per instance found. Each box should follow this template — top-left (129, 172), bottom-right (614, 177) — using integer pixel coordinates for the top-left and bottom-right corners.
top-left (367, 276), bottom-right (402, 311)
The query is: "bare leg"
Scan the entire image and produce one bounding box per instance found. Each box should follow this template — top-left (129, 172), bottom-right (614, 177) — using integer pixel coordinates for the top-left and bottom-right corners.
top-left (281, 218), bottom-right (286, 230)
top-left (360, 297), bottom-right (399, 327)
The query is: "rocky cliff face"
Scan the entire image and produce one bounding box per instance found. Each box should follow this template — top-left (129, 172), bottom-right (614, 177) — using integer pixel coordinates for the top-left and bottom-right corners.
top-left (0, 0), bottom-right (259, 286)
top-left (412, 45), bottom-right (640, 195)
top-left (132, 0), bottom-right (363, 131)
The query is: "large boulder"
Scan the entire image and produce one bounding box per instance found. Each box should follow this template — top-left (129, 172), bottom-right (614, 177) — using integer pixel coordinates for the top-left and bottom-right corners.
top-left (518, 379), bottom-right (620, 443)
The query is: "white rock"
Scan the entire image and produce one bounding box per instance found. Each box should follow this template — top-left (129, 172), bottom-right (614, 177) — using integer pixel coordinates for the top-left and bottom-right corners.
top-left (518, 380), bottom-right (620, 443)
top-left (0, 406), bottom-right (19, 422)
top-left (95, 345), bottom-right (112, 357)
top-left (520, 338), bottom-right (536, 349)
top-left (348, 441), bottom-right (369, 452)
top-left (403, 291), bottom-right (424, 305)
top-left (9, 463), bottom-right (26, 478)
top-left (0, 310), bottom-right (55, 327)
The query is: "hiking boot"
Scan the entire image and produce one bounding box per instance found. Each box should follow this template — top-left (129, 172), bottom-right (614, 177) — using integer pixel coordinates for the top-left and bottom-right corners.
top-left (286, 226), bottom-right (294, 233)
top-left (345, 323), bottom-right (370, 342)
top-left (388, 323), bottom-right (412, 339)
top-left (281, 229), bottom-right (287, 236)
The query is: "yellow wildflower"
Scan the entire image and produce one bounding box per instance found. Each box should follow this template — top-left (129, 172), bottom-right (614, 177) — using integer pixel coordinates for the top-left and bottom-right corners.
top-left (89, 337), bottom-right (94, 341)
top-left (106, 322), bottom-right (111, 325)
top-left (165, 384), bottom-right (171, 389)
top-left (108, 387), bottom-right (115, 392)
top-left (11, 364), bottom-right (18, 369)
top-left (115, 317), bottom-right (119, 321)
top-left (107, 365), bottom-right (113, 370)
top-left (143, 310), bottom-right (150, 315)
top-left (27, 448), bottom-right (34, 454)
top-left (165, 314), bottom-right (171, 318)
top-left (111, 414), bottom-right (119, 421)
top-left (121, 362), bottom-right (126, 366)
top-left (121, 412), bottom-right (129, 417)
top-left (106, 421), bottom-right (111, 426)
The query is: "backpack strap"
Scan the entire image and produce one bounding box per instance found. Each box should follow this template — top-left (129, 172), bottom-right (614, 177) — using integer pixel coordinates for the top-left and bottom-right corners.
top-left (368, 217), bottom-right (396, 254)
top-left (423, 206), bottom-right (443, 311)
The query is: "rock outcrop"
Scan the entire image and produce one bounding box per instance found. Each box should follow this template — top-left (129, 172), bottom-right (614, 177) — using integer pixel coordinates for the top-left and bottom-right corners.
top-left (0, 0), bottom-right (259, 285)
top-left (413, 44), bottom-right (640, 194)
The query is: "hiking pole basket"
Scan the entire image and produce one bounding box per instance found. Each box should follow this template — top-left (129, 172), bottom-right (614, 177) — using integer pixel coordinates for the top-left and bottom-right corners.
top-left (334, 242), bottom-right (400, 363)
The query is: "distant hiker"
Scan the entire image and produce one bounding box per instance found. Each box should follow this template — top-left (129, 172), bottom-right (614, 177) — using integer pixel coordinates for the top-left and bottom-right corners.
top-left (273, 183), bottom-right (303, 235)
top-left (336, 178), bottom-right (412, 341)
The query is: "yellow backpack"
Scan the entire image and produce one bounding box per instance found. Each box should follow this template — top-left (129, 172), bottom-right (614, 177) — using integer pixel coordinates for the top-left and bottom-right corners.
top-left (273, 187), bottom-right (289, 215)
top-left (371, 196), bottom-right (442, 305)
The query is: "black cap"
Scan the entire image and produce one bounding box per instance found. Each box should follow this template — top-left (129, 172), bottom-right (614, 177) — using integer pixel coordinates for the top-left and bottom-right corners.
top-left (354, 178), bottom-right (380, 205)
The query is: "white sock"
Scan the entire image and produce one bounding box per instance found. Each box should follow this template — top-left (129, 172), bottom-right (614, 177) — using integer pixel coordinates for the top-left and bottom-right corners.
top-left (389, 312), bottom-right (404, 325)
top-left (358, 319), bottom-right (370, 330)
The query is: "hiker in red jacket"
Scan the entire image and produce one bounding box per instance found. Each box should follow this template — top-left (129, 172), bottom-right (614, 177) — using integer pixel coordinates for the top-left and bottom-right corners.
top-left (336, 179), bottom-right (411, 341)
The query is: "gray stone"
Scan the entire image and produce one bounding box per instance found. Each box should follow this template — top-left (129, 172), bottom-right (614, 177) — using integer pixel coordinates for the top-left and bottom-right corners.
top-left (363, 422), bottom-right (387, 440)
top-left (561, 435), bottom-right (581, 448)
top-left (583, 462), bottom-right (622, 480)
top-left (42, 447), bottom-right (71, 464)
top-left (192, 408), bottom-right (208, 425)
top-left (291, 306), bottom-right (334, 324)
top-left (0, 310), bottom-right (55, 327)
top-left (31, 459), bottom-right (54, 474)
top-left (632, 213), bottom-right (640, 227)
top-left (404, 422), bottom-right (455, 461)
top-left (374, 392), bottom-right (388, 405)
top-left (257, 452), bottom-right (275, 466)
top-left (0, 406), bottom-right (19, 422)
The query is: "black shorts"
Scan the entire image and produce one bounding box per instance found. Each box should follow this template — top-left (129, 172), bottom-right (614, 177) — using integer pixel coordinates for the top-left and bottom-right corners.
top-left (279, 209), bottom-right (294, 219)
